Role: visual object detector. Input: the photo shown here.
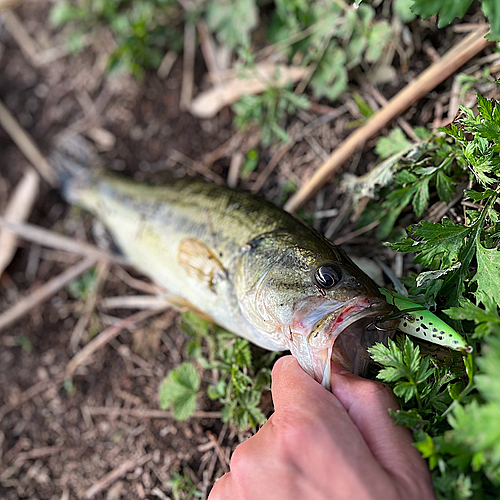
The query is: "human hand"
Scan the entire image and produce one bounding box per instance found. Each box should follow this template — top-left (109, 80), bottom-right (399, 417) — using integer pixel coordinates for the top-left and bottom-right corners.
top-left (209, 356), bottom-right (435, 500)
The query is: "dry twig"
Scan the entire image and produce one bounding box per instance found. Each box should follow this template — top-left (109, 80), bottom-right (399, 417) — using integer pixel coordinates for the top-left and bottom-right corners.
top-left (157, 51), bottom-right (178, 79)
top-left (113, 266), bottom-right (164, 294)
top-left (180, 22), bottom-right (196, 111)
top-left (201, 424), bottom-right (228, 500)
top-left (197, 20), bottom-right (222, 85)
top-left (190, 63), bottom-right (311, 119)
top-left (0, 372), bottom-right (65, 421)
top-left (66, 309), bottom-right (167, 376)
top-left (0, 169), bottom-right (39, 275)
top-left (1, 10), bottom-right (39, 60)
top-left (84, 453), bottom-right (153, 499)
top-left (366, 86), bottom-right (420, 142)
top-left (284, 28), bottom-right (493, 213)
top-left (207, 430), bottom-right (229, 473)
top-left (0, 256), bottom-right (98, 332)
top-left (333, 220), bottom-right (380, 246)
top-left (227, 152), bottom-right (244, 189)
top-left (84, 406), bottom-right (222, 419)
top-left (0, 217), bottom-right (127, 264)
top-left (202, 132), bottom-right (244, 167)
top-left (0, 0), bottom-right (23, 11)
top-left (100, 295), bottom-right (169, 310)
top-left (0, 99), bottom-right (58, 186)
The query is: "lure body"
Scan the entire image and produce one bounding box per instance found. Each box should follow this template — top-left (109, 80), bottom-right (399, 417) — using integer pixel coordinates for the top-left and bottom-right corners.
top-left (379, 289), bottom-right (472, 353)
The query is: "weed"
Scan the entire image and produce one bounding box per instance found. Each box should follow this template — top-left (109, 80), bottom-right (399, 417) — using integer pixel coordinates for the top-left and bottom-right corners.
top-left (169, 467), bottom-right (202, 500)
top-left (233, 85), bottom-right (310, 146)
top-left (358, 93), bottom-right (500, 498)
top-left (67, 267), bottom-right (98, 300)
top-left (17, 335), bottom-right (33, 354)
top-left (51, 0), bottom-right (183, 78)
top-left (159, 362), bottom-right (200, 420)
top-left (159, 312), bottom-right (276, 429)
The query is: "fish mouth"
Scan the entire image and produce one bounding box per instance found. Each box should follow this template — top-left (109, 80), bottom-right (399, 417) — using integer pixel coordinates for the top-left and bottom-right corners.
top-left (290, 298), bottom-right (396, 387)
top-left (307, 298), bottom-right (389, 348)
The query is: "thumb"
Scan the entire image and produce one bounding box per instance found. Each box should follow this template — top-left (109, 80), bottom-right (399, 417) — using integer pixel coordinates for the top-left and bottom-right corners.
top-left (329, 364), bottom-right (432, 490)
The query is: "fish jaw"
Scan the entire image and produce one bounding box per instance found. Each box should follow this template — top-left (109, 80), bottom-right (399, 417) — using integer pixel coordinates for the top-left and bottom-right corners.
top-left (287, 297), bottom-right (394, 386)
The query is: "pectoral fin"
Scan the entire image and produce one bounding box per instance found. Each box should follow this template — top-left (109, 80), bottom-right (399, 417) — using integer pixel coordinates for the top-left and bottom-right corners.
top-left (178, 238), bottom-right (227, 292)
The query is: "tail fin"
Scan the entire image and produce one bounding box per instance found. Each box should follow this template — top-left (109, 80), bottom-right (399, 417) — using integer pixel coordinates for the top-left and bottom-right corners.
top-left (50, 131), bottom-right (100, 204)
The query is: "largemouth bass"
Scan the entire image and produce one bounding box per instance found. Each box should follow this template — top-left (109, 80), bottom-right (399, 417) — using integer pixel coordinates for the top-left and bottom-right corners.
top-left (52, 134), bottom-right (394, 387)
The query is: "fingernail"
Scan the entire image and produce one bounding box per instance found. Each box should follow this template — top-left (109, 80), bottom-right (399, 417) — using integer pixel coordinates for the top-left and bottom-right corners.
top-left (330, 361), bottom-right (350, 375)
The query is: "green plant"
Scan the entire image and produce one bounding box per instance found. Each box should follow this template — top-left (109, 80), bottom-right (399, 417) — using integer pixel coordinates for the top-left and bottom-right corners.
top-left (50, 0), bottom-right (183, 78)
top-left (52, 0), bottom-right (395, 146)
top-left (50, 0), bottom-right (260, 79)
top-left (360, 93), bottom-right (500, 498)
top-left (159, 312), bottom-right (276, 429)
top-left (346, 88), bottom-right (500, 240)
top-left (269, 1), bottom-right (392, 100)
top-left (233, 85), bottom-right (310, 146)
top-left (159, 362), bottom-right (200, 420)
top-left (388, 95), bottom-right (500, 309)
top-left (357, 0), bottom-right (500, 39)
top-left (17, 335), bottom-right (33, 354)
top-left (205, 0), bottom-right (258, 49)
top-left (410, 0), bottom-right (500, 39)
top-left (169, 467), bottom-right (202, 500)
top-left (67, 267), bottom-right (98, 300)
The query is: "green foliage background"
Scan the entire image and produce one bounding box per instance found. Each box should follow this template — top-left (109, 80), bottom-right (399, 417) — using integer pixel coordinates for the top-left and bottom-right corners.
top-left (359, 92), bottom-right (500, 499)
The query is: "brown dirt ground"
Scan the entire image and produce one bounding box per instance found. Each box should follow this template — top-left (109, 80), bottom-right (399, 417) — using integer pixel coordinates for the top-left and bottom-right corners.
top-left (1, 2), bottom-right (499, 500)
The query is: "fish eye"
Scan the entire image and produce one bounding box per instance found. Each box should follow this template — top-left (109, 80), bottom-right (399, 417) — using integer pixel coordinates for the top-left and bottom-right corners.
top-left (314, 264), bottom-right (341, 289)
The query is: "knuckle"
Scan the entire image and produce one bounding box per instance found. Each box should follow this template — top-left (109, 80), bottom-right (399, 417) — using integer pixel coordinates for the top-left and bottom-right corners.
top-left (229, 441), bottom-right (248, 472)
top-left (356, 378), bottom-right (396, 406)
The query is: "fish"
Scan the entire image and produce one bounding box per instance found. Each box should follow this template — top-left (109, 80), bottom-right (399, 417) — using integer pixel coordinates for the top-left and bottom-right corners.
top-left (51, 133), bottom-right (395, 387)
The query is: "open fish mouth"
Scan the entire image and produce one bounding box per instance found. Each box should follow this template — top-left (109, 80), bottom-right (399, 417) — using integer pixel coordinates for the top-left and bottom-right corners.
top-left (299, 298), bottom-right (396, 387)
top-left (307, 298), bottom-right (392, 349)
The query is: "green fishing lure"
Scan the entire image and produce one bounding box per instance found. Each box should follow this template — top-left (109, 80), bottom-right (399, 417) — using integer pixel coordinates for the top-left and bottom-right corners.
top-left (379, 289), bottom-right (472, 353)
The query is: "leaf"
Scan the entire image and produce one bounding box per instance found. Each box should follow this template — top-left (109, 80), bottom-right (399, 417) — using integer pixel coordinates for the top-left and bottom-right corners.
top-left (412, 177), bottom-right (430, 217)
top-left (311, 46), bottom-right (348, 101)
top-left (388, 408), bottom-right (426, 427)
top-left (174, 362), bottom-right (200, 391)
top-left (464, 189), bottom-right (497, 202)
top-left (205, 0), bottom-right (258, 49)
top-left (393, 0), bottom-right (417, 22)
top-left (365, 20), bottom-right (391, 63)
top-left (375, 127), bottom-right (412, 159)
top-left (67, 268), bottom-right (98, 300)
top-left (477, 93), bottom-right (494, 120)
top-left (389, 219), bottom-right (471, 268)
top-left (377, 185), bottom-right (417, 238)
top-left (411, 0), bottom-right (474, 28)
top-left (369, 337), bottom-right (434, 403)
top-left (416, 262), bottom-right (461, 287)
top-left (353, 92), bottom-right (374, 118)
top-left (50, 1), bottom-right (81, 26)
top-left (159, 363), bottom-right (200, 421)
top-left (448, 333), bottom-right (500, 480)
top-left (436, 170), bottom-right (455, 203)
top-left (471, 241), bottom-right (500, 309)
top-left (172, 391), bottom-right (198, 421)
